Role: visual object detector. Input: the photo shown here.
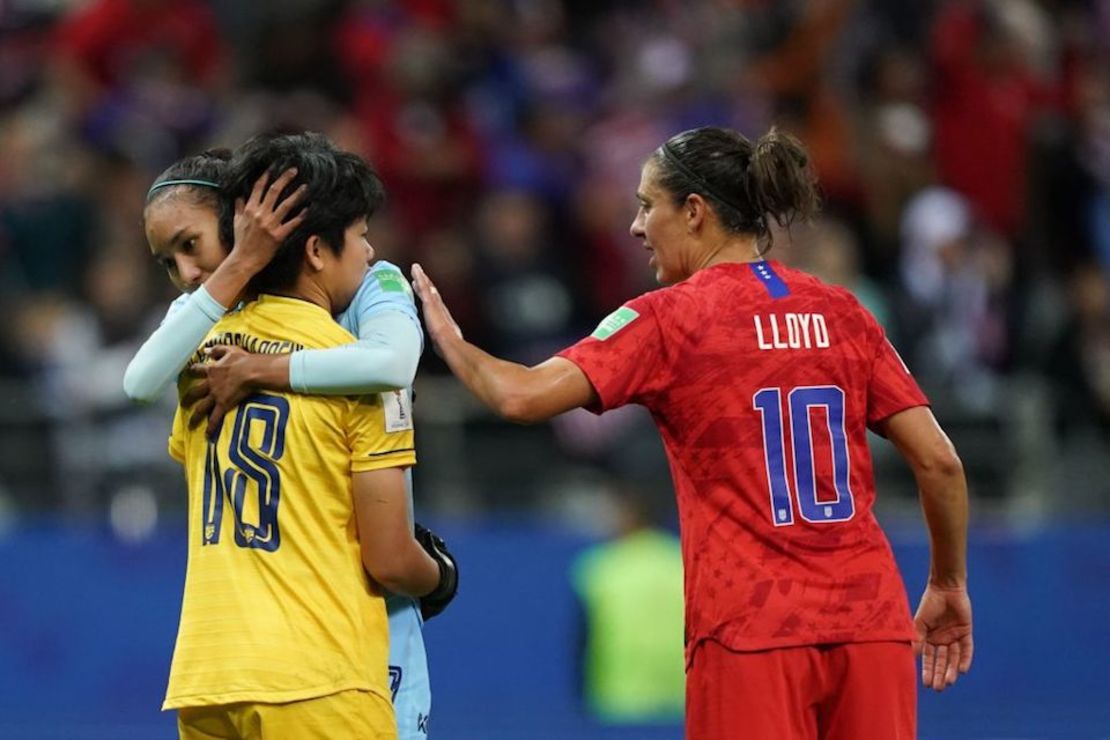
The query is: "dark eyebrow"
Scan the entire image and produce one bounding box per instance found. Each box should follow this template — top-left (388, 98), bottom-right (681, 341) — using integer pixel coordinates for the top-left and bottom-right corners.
top-left (150, 228), bottom-right (186, 261)
top-left (168, 227), bottom-right (190, 247)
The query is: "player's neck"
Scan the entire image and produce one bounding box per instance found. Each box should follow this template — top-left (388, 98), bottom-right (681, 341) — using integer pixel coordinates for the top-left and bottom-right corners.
top-left (270, 275), bottom-right (333, 313)
top-left (695, 236), bottom-right (762, 274)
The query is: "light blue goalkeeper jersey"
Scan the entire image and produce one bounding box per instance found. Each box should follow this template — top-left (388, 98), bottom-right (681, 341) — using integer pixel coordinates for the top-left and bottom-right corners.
top-left (337, 260), bottom-right (421, 340)
top-left (337, 264), bottom-right (432, 740)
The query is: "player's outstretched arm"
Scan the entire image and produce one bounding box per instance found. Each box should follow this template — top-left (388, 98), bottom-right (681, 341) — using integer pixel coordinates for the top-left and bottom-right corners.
top-left (411, 263), bottom-right (598, 423)
top-left (123, 169), bottom-right (306, 403)
top-left (879, 406), bottom-right (973, 692)
top-left (353, 467), bottom-right (443, 598)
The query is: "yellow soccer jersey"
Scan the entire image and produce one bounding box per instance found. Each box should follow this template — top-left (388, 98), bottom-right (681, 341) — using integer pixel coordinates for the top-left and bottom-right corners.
top-left (163, 294), bottom-right (416, 710)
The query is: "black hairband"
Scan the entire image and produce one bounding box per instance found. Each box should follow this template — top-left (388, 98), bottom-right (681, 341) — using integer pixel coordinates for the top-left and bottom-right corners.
top-left (661, 142), bottom-right (745, 214)
top-left (661, 142), bottom-right (766, 235)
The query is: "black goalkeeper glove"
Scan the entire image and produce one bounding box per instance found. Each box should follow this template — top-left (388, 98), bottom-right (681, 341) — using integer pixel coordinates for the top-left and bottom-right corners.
top-left (414, 523), bottom-right (458, 621)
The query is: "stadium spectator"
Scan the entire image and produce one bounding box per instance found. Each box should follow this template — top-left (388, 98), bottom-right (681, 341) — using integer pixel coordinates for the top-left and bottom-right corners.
top-left (789, 216), bottom-right (891, 331)
top-left (928, 0), bottom-right (1055, 238)
top-left (897, 187), bottom-right (1012, 408)
top-left (472, 188), bottom-right (581, 363)
top-left (1047, 262), bottom-right (1110, 436)
top-left (51, 0), bottom-right (228, 162)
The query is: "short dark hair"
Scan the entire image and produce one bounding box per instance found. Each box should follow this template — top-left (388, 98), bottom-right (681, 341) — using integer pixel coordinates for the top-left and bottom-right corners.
top-left (651, 126), bottom-right (820, 253)
top-left (222, 132), bottom-right (386, 294)
top-left (145, 149), bottom-right (234, 250)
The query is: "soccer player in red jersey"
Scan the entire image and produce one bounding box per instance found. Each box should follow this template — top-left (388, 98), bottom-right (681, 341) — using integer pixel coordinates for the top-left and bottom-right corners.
top-left (413, 125), bottom-right (973, 738)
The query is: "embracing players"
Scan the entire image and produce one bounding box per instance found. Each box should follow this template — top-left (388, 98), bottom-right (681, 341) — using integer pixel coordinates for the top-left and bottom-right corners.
top-left (127, 133), bottom-right (456, 738)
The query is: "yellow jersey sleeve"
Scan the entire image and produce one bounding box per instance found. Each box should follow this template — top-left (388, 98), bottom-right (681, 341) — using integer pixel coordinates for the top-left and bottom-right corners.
top-left (348, 390), bottom-right (416, 473)
top-left (168, 404), bottom-right (186, 464)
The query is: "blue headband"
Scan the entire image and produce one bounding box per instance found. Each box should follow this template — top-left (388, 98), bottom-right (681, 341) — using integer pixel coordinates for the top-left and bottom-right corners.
top-left (146, 178), bottom-right (220, 199)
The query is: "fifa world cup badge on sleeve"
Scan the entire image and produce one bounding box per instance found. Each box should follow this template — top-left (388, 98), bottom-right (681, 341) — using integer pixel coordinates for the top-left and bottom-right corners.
top-left (382, 390), bottom-right (414, 433)
top-left (591, 306), bottom-right (639, 341)
top-left (374, 269), bottom-right (414, 297)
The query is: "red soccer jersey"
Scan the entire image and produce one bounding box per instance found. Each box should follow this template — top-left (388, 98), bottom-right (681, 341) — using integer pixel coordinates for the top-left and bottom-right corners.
top-left (558, 261), bottom-right (928, 658)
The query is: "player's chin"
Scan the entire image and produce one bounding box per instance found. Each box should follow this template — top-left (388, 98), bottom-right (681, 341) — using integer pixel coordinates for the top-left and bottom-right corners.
top-left (335, 290), bottom-right (358, 314)
top-left (654, 266), bottom-right (678, 286)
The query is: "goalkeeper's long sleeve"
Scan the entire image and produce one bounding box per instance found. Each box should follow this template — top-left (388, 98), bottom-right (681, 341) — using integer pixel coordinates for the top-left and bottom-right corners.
top-left (123, 286), bottom-right (227, 403)
top-left (289, 310), bottom-right (421, 394)
top-left (124, 289), bottom-right (421, 401)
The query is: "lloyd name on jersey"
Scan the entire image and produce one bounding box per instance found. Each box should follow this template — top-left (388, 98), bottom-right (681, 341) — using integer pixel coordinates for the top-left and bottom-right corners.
top-left (753, 313), bottom-right (830, 350)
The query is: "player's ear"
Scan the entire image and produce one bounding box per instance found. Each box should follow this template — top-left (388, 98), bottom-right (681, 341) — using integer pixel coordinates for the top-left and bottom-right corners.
top-left (305, 235), bottom-right (325, 272)
top-left (685, 193), bottom-right (707, 233)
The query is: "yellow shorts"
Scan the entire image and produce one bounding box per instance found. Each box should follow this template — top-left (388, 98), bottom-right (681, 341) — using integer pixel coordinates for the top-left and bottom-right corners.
top-left (177, 689), bottom-right (396, 740)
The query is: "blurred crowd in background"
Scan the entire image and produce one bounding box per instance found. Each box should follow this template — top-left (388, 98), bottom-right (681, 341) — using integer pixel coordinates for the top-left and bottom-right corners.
top-left (1, 0), bottom-right (1109, 528)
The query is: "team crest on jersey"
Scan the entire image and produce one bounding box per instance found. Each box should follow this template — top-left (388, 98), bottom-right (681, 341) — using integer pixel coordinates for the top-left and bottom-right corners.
top-left (382, 389), bottom-right (414, 432)
top-left (374, 269), bottom-right (413, 296)
top-left (591, 306), bottom-right (639, 341)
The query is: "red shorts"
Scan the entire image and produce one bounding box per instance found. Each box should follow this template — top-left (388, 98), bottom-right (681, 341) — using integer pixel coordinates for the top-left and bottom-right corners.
top-left (686, 640), bottom-right (915, 740)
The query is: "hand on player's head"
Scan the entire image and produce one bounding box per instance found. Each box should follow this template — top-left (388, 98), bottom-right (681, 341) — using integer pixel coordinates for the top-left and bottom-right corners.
top-left (230, 167), bottom-right (309, 271)
top-left (223, 132), bottom-right (384, 297)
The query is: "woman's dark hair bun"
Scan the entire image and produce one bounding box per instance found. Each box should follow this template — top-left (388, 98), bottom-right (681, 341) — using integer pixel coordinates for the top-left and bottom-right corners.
top-left (653, 125), bottom-right (820, 251)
